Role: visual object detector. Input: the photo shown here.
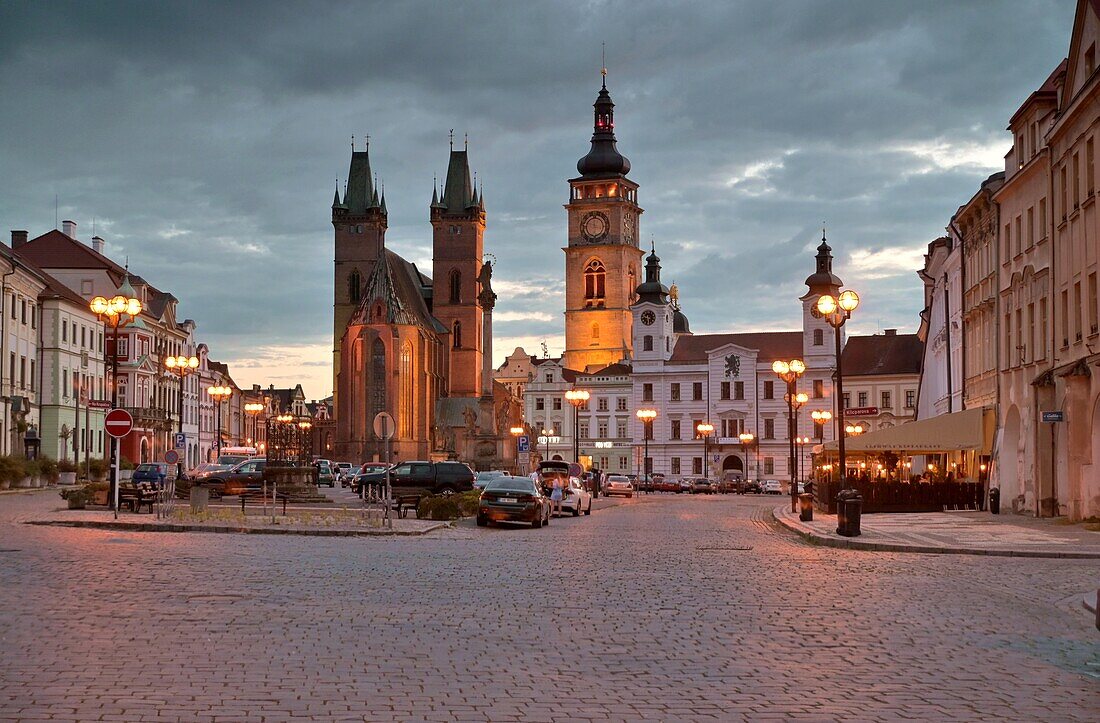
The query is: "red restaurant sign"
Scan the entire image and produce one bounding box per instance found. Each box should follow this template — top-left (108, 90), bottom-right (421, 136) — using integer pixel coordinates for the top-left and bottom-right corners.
top-left (844, 406), bottom-right (879, 417)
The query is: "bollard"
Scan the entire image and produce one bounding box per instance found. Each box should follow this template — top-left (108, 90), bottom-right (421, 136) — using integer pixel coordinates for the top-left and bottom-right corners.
top-left (835, 489), bottom-right (852, 535)
top-left (798, 493), bottom-right (814, 522)
top-left (988, 487), bottom-right (1001, 515)
top-left (838, 491), bottom-right (863, 537)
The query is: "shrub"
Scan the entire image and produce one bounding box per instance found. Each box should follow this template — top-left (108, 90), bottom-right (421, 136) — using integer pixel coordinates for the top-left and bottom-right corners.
top-left (88, 458), bottom-right (108, 479)
top-left (37, 457), bottom-right (59, 482)
top-left (454, 490), bottom-right (481, 517)
top-left (0, 456), bottom-right (25, 484)
top-left (120, 457), bottom-right (136, 471)
top-left (417, 495), bottom-right (463, 521)
top-left (57, 459), bottom-right (78, 474)
top-left (23, 459), bottom-right (42, 478)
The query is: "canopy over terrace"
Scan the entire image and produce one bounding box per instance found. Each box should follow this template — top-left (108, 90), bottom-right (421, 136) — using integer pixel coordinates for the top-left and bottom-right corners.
top-left (820, 407), bottom-right (995, 456)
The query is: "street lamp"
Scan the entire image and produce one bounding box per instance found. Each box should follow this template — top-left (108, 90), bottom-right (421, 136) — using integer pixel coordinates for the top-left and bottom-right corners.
top-left (795, 435), bottom-right (811, 491)
top-left (773, 358), bottom-right (806, 513)
top-left (696, 422), bottom-right (714, 481)
top-left (163, 354), bottom-right (199, 482)
top-left (90, 279), bottom-right (142, 515)
top-left (510, 426), bottom-right (525, 475)
top-left (537, 427), bottom-right (558, 466)
top-left (739, 431), bottom-right (756, 484)
top-left (636, 408), bottom-right (657, 481)
top-left (207, 386), bottom-right (233, 458)
top-left (845, 423), bottom-right (865, 437)
top-left (816, 288), bottom-right (860, 493)
top-left (245, 402), bottom-right (265, 451)
top-left (565, 388), bottom-right (590, 466)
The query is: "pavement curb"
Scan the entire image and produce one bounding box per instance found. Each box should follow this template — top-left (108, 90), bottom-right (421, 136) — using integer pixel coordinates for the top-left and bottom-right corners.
top-left (771, 507), bottom-right (1100, 559)
top-left (24, 519), bottom-right (447, 537)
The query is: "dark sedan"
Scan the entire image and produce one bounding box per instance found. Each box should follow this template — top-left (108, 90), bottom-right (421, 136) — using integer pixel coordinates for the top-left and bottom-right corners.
top-left (477, 477), bottom-right (551, 528)
top-left (206, 458), bottom-right (266, 497)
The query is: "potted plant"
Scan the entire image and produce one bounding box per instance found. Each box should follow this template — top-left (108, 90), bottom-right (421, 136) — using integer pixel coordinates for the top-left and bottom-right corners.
top-left (60, 486), bottom-right (87, 509)
top-left (57, 459), bottom-right (78, 486)
top-left (38, 457), bottom-right (59, 486)
top-left (22, 458), bottom-right (42, 488)
top-left (0, 455), bottom-right (22, 490)
top-left (88, 458), bottom-right (108, 483)
top-left (84, 481), bottom-right (109, 506)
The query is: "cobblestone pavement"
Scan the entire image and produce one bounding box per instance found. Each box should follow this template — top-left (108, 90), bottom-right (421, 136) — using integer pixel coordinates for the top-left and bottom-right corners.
top-left (1, 489), bottom-right (1097, 722)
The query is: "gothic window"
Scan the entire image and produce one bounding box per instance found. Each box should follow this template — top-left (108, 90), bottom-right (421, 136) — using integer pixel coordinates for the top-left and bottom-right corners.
top-left (584, 259), bottom-right (606, 306)
top-left (449, 269), bottom-right (461, 304)
top-left (370, 339), bottom-right (386, 423)
top-left (348, 270), bottom-right (361, 303)
top-left (643, 335), bottom-right (653, 351)
top-left (399, 343), bottom-right (413, 437)
top-left (592, 323), bottom-right (600, 340)
top-left (813, 328), bottom-right (823, 346)
top-left (453, 321), bottom-right (462, 349)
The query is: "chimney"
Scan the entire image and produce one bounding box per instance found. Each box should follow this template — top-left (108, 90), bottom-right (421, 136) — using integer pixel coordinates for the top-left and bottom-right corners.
top-left (91, 235), bottom-right (105, 255)
top-left (62, 219), bottom-right (77, 239)
top-left (10, 230), bottom-right (28, 249)
top-left (884, 328), bottom-right (897, 336)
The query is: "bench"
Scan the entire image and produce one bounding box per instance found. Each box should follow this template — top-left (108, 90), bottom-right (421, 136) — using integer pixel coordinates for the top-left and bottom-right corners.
top-left (118, 484), bottom-right (158, 514)
top-left (392, 495), bottom-right (421, 519)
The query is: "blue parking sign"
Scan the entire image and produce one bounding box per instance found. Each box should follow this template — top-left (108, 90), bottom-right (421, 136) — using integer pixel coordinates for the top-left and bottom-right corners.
top-left (174, 432), bottom-right (186, 450)
top-left (517, 435), bottom-right (530, 453)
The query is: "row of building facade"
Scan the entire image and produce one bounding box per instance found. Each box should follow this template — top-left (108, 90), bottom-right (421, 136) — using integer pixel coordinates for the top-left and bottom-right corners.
top-left (2, 223), bottom-right (333, 471)
top-left (916, 0), bottom-right (1100, 520)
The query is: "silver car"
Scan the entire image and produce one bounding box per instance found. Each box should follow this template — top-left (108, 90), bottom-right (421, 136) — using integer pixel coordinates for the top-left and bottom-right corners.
top-left (605, 474), bottom-right (634, 498)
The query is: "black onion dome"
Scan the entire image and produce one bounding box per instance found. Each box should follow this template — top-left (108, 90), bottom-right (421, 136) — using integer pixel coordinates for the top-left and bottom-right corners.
top-left (577, 85), bottom-right (631, 178)
top-left (673, 309), bottom-right (691, 334)
top-left (805, 234), bottom-right (843, 294)
top-left (635, 247), bottom-right (668, 305)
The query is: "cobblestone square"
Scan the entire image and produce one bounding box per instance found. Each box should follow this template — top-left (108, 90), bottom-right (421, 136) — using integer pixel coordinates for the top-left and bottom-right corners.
top-left (1, 491), bottom-right (1096, 722)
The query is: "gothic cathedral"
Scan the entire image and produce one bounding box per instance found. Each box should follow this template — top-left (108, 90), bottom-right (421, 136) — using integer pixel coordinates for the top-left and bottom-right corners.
top-left (561, 80), bottom-right (644, 373)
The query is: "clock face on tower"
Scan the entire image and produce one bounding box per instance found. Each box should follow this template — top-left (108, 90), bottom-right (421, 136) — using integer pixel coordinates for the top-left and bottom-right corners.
top-left (641, 310), bottom-right (656, 326)
top-left (581, 211), bottom-right (609, 243)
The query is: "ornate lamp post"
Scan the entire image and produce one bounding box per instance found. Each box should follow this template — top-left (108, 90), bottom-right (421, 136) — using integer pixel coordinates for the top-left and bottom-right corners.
top-left (738, 431), bottom-right (756, 485)
top-left (696, 422), bottom-right (714, 481)
top-left (90, 282), bottom-right (142, 513)
top-left (245, 402), bottom-right (265, 451)
top-left (510, 426), bottom-right (525, 475)
top-left (537, 427), bottom-right (558, 466)
top-left (810, 409), bottom-right (831, 486)
top-left (795, 435), bottom-right (811, 491)
top-left (207, 386), bottom-right (233, 458)
top-left (163, 354), bottom-right (199, 481)
top-left (635, 408), bottom-right (657, 480)
top-left (564, 389), bottom-right (590, 466)
top-left (773, 358), bottom-right (806, 513)
top-left (816, 289), bottom-right (860, 493)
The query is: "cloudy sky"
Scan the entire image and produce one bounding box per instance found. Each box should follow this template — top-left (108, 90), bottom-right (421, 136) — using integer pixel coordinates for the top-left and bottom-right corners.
top-left (0, 0), bottom-right (1076, 399)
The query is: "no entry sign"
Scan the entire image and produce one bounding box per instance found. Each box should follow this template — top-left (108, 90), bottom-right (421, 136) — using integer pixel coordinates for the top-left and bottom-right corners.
top-left (104, 408), bottom-right (134, 438)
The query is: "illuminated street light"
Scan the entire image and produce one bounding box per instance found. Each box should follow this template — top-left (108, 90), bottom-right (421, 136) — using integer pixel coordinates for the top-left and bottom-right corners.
top-left (816, 287), bottom-right (860, 492)
top-left (773, 358), bottom-right (805, 513)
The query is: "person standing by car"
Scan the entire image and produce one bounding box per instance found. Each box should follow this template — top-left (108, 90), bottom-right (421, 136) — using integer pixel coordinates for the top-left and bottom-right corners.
top-left (549, 475), bottom-right (564, 517)
top-left (591, 467), bottom-right (601, 499)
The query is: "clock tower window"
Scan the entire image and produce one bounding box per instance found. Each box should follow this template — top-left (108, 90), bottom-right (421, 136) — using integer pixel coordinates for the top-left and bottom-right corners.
top-left (584, 260), bottom-right (606, 306)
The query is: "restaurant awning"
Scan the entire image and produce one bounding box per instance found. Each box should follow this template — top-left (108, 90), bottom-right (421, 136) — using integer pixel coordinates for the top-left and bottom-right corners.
top-left (820, 407), bottom-right (995, 455)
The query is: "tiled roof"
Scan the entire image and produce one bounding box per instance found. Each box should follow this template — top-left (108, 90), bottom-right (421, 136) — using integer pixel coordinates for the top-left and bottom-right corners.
top-left (349, 249), bottom-right (443, 333)
top-left (841, 333), bottom-right (923, 377)
top-left (18, 229), bottom-right (127, 280)
top-left (6, 247), bottom-right (86, 308)
top-left (582, 363), bottom-right (632, 377)
top-left (668, 331), bottom-right (804, 364)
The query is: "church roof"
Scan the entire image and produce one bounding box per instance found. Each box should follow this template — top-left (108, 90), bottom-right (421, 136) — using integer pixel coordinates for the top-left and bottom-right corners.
top-left (672, 309), bottom-right (691, 334)
top-left (344, 149), bottom-right (382, 214)
top-left (580, 363), bottom-right (632, 377)
top-left (841, 332), bottom-right (923, 377)
top-left (668, 331), bottom-right (803, 365)
top-left (441, 149), bottom-right (477, 214)
top-left (576, 82), bottom-right (631, 179)
top-left (348, 249), bottom-right (445, 334)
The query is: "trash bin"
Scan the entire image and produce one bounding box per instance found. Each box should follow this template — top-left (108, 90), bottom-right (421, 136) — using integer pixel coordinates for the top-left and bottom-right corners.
top-left (190, 485), bottom-right (209, 513)
top-left (836, 489), bottom-right (862, 537)
top-left (798, 493), bottom-right (814, 522)
top-left (988, 487), bottom-right (1001, 515)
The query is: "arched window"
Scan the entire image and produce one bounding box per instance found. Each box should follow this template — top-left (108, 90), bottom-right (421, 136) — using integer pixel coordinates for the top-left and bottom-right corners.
top-left (399, 342), bottom-right (413, 437)
top-left (666, 337), bottom-right (670, 352)
top-left (452, 320), bottom-right (462, 349)
top-left (449, 269), bottom-right (461, 304)
top-left (584, 259), bottom-right (606, 306)
top-left (370, 339), bottom-right (386, 423)
top-left (813, 328), bottom-right (824, 346)
top-left (591, 323), bottom-right (600, 340)
top-left (348, 270), bottom-right (361, 303)
top-left (643, 335), bottom-right (653, 351)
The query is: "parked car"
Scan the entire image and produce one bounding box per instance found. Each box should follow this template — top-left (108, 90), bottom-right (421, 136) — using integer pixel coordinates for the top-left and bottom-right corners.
top-left (333, 462), bottom-right (354, 484)
top-left (477, 476), bottom-right (551, 528)
top-left (475, 470), bottom-right (512, 490)
top-left (214, 454), bottom-right (251, 468)
top-left (188, 462), bottom-right (229, 480)
top-left (132, 462), bottom-right (171, 489)
top-left (763, 479), bottom-right (783, 495)
top-left (740, 479), bottom-right (763, 494)
top-left (205, 458), bottom-right (267, 497)
top-left (605, 474), bottom-right (634, 498)
top-left (315, 460), bottom-right (337, 487)
top-left (716, 478), bottom-right (738, 494)
top-left (691, 477), bottom-right (717, 494)
top-left (656, 478), bottom-right (679, 493)
top-left (558, 477), bottom-right (592, 516)
top-left (357, 460), bottom-right (475, 496)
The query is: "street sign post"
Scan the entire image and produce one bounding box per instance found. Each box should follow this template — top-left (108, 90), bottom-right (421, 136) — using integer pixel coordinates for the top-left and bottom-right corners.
top-left (174, 432), bottom-right (186, 450)
top-left (104, 408), bottom-right (133, 438)
top-left (88, 399), bottom-right (111, 410)
top-left (1041, 411), bottom-right (1065, 423)
top-left (517, 435), bottom-right (530, 453)
top-left (164, 449), bottom-right (180, 465)
top-left (372, 412), bottom-right (395, 528)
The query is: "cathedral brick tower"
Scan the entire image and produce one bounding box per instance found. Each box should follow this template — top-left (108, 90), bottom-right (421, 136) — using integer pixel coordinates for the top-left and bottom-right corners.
top-left (562, 78), bottom-right (644, 373)
top-left (431, 145), bottom-right (485, 397)
top-left (332, 144), bottom-right (388, 405)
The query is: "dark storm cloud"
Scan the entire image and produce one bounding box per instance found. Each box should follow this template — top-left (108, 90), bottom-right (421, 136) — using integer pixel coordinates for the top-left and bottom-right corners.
top-left (0, 0), bottom-right (1075, 396)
